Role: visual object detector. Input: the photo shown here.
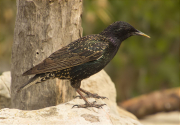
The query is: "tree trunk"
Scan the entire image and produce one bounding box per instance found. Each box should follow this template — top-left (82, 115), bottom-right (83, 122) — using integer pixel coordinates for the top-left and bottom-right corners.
top-left (11, 0), bottom-right (83, 110)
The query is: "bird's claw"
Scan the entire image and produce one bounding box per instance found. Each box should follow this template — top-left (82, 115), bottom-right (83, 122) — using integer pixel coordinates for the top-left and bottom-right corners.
top-left (72, 101), bottom-right (106, 108)
top-left (73, 95), bottom-right (81, 99)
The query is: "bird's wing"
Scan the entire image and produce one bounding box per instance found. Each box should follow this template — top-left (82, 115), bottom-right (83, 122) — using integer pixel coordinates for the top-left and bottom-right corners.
top-left (23, 36), bottom-right (108, 75)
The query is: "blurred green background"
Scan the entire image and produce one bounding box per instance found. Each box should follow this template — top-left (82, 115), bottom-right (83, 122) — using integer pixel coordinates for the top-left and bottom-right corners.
top-left (0, 0), bottom-right (179, 102)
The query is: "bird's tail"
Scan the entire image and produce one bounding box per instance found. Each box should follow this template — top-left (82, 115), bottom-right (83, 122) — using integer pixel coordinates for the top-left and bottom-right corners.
top-left (16, 74), bottom-right (42, 93)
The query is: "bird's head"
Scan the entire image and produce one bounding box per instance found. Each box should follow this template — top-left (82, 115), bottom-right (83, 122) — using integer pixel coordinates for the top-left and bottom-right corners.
top-left (100, 21), bottom-right (150, 42)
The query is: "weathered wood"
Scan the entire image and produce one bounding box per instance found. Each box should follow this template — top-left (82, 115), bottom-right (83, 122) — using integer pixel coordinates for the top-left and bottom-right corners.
top-left (11, 0), bottom-right (83, 110)
top-left (119, 87), bottom-right (180, 118)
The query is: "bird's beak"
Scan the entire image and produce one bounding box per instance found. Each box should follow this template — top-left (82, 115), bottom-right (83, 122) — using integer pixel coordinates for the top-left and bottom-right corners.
top-left (135, 30), bottom-right (150, 38)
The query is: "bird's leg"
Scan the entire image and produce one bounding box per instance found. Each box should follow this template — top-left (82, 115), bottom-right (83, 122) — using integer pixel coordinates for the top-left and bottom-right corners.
top-left (72, 88), bottom-right (106, 108)
top-left (74, 88), bottom-right (108, 99)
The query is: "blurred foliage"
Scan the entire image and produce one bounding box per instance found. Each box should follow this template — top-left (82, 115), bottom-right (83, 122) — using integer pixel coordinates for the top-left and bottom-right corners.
top-left (0, 0), bottom-right (179, 101)
top-left (0, 0), bottom-right (16, 74)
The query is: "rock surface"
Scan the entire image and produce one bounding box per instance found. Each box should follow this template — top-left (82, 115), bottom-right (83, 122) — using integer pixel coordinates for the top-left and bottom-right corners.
top-left (0, 72), bottom-right (11, 98)
top-left (140, 111), bottom-right (180, 125)
top-left (0, 70), bottom-right (141, 124)
top-left (0, 99), bottom-right (142, 125)
top-left (0, 72), bottom-right (11, 109)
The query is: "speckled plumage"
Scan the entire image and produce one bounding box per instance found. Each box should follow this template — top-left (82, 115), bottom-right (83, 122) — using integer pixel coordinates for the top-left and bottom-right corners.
top-left (17, 21), bottom-right (150, 108)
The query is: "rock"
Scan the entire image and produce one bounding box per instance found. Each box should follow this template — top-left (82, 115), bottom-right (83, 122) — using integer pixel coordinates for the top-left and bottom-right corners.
top-left (0, 71), bottom-right (11, 98)
top-left (140, 111), bottom-right (180, 125)
top-left (0, 99), bottom-right (143, 125)
top-left (0, 70), bottom-right (141, 124)
top-left (0, 71), bottom-right (11, 109)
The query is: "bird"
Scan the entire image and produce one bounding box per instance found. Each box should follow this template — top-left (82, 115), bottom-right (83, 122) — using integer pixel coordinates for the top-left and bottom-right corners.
top-left (17, 21), bottom-right (150, 108)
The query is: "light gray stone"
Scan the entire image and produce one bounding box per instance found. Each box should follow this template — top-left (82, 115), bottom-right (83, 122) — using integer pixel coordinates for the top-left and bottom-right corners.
top-left (0, 70), bottom-right (141, 124)
top-left (0, 99), bottom-right (142, 125)
top-left (0, 71), bottom-right (11, 109)
top-left (140, 111), bottom-right (180, 125)
top-left (0, 71), bottom-right (11, 98)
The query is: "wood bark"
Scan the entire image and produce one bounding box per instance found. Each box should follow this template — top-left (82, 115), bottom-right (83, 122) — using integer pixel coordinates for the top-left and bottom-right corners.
top-left (11, 0), bottom-right (83, 110)
top-left (118, 88), bottom-right (180, 118)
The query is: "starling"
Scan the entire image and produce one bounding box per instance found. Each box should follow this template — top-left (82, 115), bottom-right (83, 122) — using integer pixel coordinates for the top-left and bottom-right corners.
top-left (17, 21), bottom-right (150, 108)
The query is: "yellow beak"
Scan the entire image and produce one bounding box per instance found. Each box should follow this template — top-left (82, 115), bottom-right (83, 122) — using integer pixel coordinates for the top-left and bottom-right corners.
top-left (136, 31), bottom-right (150, 38)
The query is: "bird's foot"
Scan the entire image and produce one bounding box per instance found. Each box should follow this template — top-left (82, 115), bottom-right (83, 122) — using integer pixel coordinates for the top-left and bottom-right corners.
top-left (72, 101), bottom-right (106, 108)
top-left (74, 93), bottom-right (107, 99)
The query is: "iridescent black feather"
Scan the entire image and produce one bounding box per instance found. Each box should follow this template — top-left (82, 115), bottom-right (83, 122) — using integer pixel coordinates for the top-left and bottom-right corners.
top-left (17, 21), bottom-right (150, 108)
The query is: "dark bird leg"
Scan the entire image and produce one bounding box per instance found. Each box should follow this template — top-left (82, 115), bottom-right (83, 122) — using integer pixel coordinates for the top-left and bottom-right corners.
top-left (72, 88), bottom-right (106, 108)
top-left (74, 88), bottom-right (108, 99)
top-left (71, 80), bottom-right (106, 108)
top-left (79, 88), bottom-right (108, 99)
